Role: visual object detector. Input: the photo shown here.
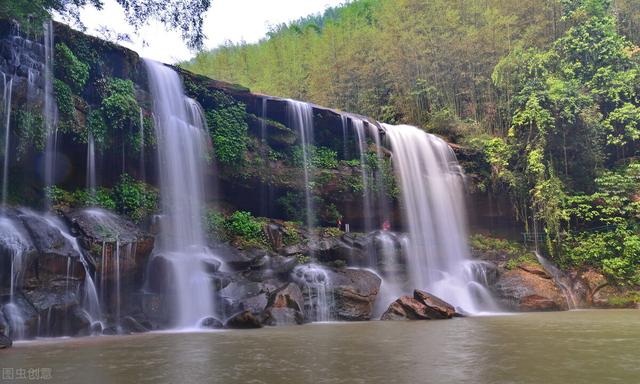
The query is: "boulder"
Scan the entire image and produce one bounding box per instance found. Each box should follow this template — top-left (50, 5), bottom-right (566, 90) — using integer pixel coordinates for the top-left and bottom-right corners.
top-left (224, 310), bottom-right (262, 329)
top-left (200, 316), bottom-right (223, 329)
top-left (495, 268), bottom-right (567, 311)
top-left (0, 333), bottom-right (11, 349)
top-left (381, 291), bottom-right (458, 320)
top-left (329, 268), bottom-right (381, 321)
top-left (263, 283), bottom-right (305, 326)
top-left (263, 307), bottom-right (303, 326)
top-left (0, 212), bottom-right (37, 289)
top-left (414, 290), bottom-right (456, 319)
top-left (380, 296), bottom-right (429, 320)
top-left (120, 316), bottom-right (149, 334)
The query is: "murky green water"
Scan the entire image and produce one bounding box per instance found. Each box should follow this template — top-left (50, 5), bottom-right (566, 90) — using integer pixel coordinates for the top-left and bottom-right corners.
top-left (1, 310), bottom-right (638, 384)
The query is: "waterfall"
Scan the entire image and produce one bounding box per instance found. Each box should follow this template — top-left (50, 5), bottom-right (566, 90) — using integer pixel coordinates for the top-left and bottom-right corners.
top-left (144, 59), bottom-right (216, 327)
top-left (353, 119), bottom-right (373, 234)
top-left (1, 73), bottom-right (12, 206)
top-left (287, 100), bottom-right (316, 232)
top-left (383, 124), bottom-right (494, 313)
top-left (534, 252), bottom-right (578, 309)
top-left (292, 264), bottom-right (334, 322)
top-left (43, 20), bottom-right (57, 206)
top-left (138, 108), bottom-right (145, 182)
top-left (368, 123), bottom-right (390, 225)
top-left (86, 133), bottom-right (96, 198)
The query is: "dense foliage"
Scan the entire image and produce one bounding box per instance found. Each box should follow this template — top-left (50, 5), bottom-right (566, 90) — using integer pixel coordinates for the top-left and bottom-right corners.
top-left (0, 0), bottom-right (210, 49)
top-left (185, 0), bottom-right (640, 285)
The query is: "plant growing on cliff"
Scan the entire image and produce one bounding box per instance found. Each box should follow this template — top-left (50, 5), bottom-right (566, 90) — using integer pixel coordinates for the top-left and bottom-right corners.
top-left (99, 78), bottom-right (139, 132)
top-left (54, 43), bottom-right (89, 93)
top-left (206, 103), bottom-right (248, 165)
top-left (112, 174), bottom-right (158, 222)
top-left (53, 79), bottom-right (75, 124)
top-left (15, 110), bottom-right (45, 159)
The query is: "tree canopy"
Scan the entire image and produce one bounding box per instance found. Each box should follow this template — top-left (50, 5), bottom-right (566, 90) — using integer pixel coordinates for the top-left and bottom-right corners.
top-left (0, 0), bottom-right (211, 49)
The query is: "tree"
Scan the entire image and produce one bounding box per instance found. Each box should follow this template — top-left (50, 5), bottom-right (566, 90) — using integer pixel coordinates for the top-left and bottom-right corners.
top-left (0, 0), bottom-right (211, 49)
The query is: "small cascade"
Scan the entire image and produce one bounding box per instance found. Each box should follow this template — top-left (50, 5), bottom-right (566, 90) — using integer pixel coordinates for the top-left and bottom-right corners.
top-left (353, 119), bottom-right (373, 234)
top-left (341, 115), bottom-right (349, 159)
top-left (292, 264), bottom-right (333, 322)
top-left (0, 217), bottom-right (29, 300)
top-left (1, 73), bottom-right (12, 206)
top-left (534, 252), bottom-right (578, 309)
top-left (40, 213), bottom-right (103, 324)
top-left (144, 59), bottom-right (217, 328)
top-left (138, 108), bottom-right (145, 182)
top-left (382, 124), bottom-right (495, 313)
top-left (259, 99), bottom-right (273, 216)
top-left (2, 303), bottom-right (25, 340)
top-left (367, 123), bottom-right (390, 225)
top-left (372, 232), bottom-right (406, 316)
top-left (287, 100), bottom-right (315, 233)
top-left (42, 20), bottom-right (58, 206)
top-left (86, 133), bottom-right (96, 198)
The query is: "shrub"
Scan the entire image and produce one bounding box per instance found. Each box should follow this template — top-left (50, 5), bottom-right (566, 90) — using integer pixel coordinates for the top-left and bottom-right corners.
top-left (292, 145), bottom-right (338, 169)
top-left (100, 78), bottom-right (139, 132)
top-left (15, 110), bottom-right (45, 158)
top-left (53, 79), bottom-right (75, 122)
top-left (225, 211), bottom-right (263, 240)
top-left (204, 209), bottom-right (228, 241)
top-left (206, 103), bottom-right (248, 164)
top-left (112, 174), bottom-right (158, 222)
top-left (54, 43), bottom-right (89, 93)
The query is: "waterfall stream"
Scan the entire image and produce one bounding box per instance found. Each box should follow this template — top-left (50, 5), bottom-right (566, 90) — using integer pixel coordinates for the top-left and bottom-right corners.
top-left (383, 124), bottom-right (495, 313)
top-left (144, 59), bottom-right (217, 328)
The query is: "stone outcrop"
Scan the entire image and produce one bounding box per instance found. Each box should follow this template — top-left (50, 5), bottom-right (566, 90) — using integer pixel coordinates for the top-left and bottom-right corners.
top-left (494, 266), bottom-right (567, 311)
top-left (381, 290), bottom-right (457, 320)
top-left (224, 310), bottom-right (262, 329)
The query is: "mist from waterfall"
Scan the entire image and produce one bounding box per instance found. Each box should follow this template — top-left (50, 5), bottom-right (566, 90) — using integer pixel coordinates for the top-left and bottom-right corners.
top-left (383, 124), bottom-right (495, 313)
top-left (144, 59), bottom-right (216, 328)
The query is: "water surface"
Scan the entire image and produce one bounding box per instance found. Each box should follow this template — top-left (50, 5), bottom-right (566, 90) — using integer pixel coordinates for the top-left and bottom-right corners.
top-left (1, 310), bottom-right (638, 384)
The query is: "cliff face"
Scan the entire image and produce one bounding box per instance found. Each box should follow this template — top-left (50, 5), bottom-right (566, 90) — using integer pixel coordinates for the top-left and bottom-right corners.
top-left (0, 20), bottom-right (409, 228)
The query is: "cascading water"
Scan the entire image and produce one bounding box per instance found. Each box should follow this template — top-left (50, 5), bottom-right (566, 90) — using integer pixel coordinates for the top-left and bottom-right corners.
top-left (535, 252), bottom-right (578, 309)
top-left (144, 59), bottom-right (216, 327)
top-left (86, 133), bottom-right (96, 198)
top-left (383, 124), bottom-right (495, 313)
top-left (138, 108), bottom-right (145, 182)
top-left (353, 119), bottom-right (373, 234)
top-left (1, 73), bottom-right (12, 206)
top-left (287, 100), bottom-right (315, 233)
top-left (292, 264), bottom-right (333, 322)
top-left (43, 20), bottom-right (58, 206)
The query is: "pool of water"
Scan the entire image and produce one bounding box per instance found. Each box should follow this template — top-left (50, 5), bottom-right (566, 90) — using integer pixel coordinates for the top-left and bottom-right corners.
top-left (1, 310), bottom-right (638, 383)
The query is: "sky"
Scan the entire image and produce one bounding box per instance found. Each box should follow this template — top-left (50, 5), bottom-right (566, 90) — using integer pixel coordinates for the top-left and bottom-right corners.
top-left (65, 0), bottom-right (345, 63)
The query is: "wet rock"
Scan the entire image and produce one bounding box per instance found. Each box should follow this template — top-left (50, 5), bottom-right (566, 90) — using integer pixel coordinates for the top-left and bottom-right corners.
top-left (263, 307), bottom-right (303, 326)
top-left (495, 268), bottom-right (567, 311)
top-left (224, 310), bottom-right (262, 329)
top-left (381, 296), bottom-right (431, 320)
top-left (0, 212), bottom-right (38, 288)
top-left (140, 293), bottom-right (171, 325)
top-left (202, 258), bottom-right (222, 274)
top-left (264, 223), bottom-right (283, 250)
top-left (245, 255), bottom-right (298, 282)
top-left (414, 290), bottom-right (456, 319)
top-left (210, 271), bottom-right (233, 291)
top-left (200, 316), bottom-right (223, 329)
top-left (120, 316), bottom-right (149, 333)
top-left (381, 291), bottom-right (458, 320)
top-left (0, 333), bottom-right (11, 349)
top-left (329, 268), bottom-right (381, 321)
top-left (263, 283), bottom-right (304, 326)
top-left (212, 244), bottom-right (258, 270)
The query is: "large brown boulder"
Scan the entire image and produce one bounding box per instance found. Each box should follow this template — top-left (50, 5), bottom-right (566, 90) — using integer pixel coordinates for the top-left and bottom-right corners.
top-left (495, 267), bottom-right (567, 311)
top-left (381, 291), bottom-right (457, 320)
top-left (329, 268), bottom-right (381, 321)
top-left (414, 290), bottom-right (456, 319)
top-left (224, 310), bottom-right (262, 329)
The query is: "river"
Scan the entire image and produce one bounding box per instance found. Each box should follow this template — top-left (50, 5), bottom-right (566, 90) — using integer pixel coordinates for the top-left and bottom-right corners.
top-left (1, 310), bottom-right (638, 383)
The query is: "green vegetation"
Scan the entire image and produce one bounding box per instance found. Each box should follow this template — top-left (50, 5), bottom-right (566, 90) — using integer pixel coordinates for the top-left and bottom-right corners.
top-left (203, 209), bottom-right (268, 248)
top-left (0, 0), bottom-right (211, 49)
top-left (292, 145), bottom-right (338, 169)
top-left (54, 43), bottom-right (89, 93)
top-left (15, 110), bottom-right (45, 159)
top-left (45, 174), bottom-right (158, 223)
top-left (187, 0), bottom-right (638, 284)
top-left (112, 174), bottom-right (159, 223)
top-left (99, 78), bottom-right (139, 133)
top-left (206, 102), bottom-right (248, 165)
